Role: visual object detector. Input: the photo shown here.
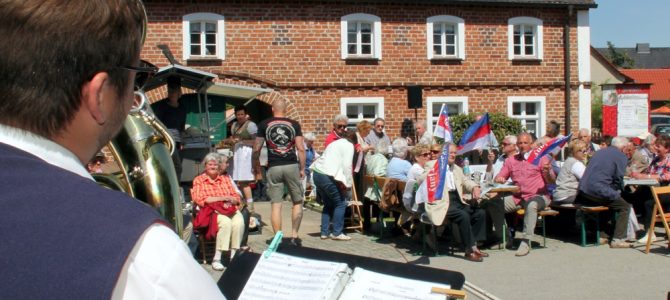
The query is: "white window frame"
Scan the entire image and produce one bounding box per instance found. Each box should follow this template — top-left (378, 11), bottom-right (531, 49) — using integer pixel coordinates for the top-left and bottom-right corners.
top-left (507, 96), bottom-right (546, 137)
top-left (426, 96), bottom-right (468, 135)
top-left (182, 13), bottom-right (225, 60)
top-left (508, 16), bottom-right (543, 60)
top-left (340, 97), bottom-right (384, 128)
top-left (341, 13), bottom-right (382, 60)
top-left (426, 15), bottom-right (465, 60)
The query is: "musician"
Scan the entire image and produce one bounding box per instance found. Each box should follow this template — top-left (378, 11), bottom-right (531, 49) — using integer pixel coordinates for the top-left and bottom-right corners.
top-left (0, 1), bottom-right (223, 298)
top-left (153, 76), bottom-right (187, 180)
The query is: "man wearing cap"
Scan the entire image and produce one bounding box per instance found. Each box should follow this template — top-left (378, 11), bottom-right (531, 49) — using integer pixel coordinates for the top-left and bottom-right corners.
top-left (629, 132), bottom-right (656, 174)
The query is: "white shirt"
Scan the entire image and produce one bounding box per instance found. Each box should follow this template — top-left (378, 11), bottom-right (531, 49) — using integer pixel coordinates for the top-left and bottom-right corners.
top-left (0, 125), bottom-right (225, 299)
top-left (310, 139), bottom-right (354, 187)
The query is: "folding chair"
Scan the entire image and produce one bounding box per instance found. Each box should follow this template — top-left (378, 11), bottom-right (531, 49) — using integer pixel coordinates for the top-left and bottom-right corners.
top-left (645, 186), bottom-right (670, 253)
top-left (345, 182), bottom-right (364, 233)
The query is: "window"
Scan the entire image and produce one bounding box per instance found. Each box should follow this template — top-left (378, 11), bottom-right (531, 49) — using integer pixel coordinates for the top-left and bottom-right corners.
top-left (426, 97), bottom-right (468, 134)
top-left (508, 17), bottom-right (543, 60)
top-left (340, 97), bottom-right (384, 129)
top-left (507, 96), bottom-right (546, 137)
top-left (183, 13), bottom-right (225, 60)
top-left (426, 15), bottom-right (465, 60)
top-left (341, 13), bottom-right (382, 60)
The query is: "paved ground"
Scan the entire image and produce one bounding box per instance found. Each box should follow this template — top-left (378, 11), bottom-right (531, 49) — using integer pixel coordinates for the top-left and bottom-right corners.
top-left (202, 201), bottom-right (670, 299)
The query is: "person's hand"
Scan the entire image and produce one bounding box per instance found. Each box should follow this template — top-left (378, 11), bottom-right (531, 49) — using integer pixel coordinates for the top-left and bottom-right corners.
top-left (300, 170), bottom-right (305, 180)
top-left (472, 187), bottom-right (481, 200)
top-left (542, 162), bottom-right (551, 176)
top-left (494, 176), bottom-right (505, 184)
top-left (223, 201), bottom-right (231, 209)
top-left (406, 137), bottom-right (414, 145)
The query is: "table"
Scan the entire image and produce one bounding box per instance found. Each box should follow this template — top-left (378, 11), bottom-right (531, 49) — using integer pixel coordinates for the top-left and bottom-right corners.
top-left (482, 183), bottom-right (519, 195)
top-left (624, 178), bottom-right (659, 187)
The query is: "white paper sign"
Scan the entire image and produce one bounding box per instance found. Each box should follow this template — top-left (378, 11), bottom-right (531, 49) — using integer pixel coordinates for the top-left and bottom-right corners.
top-left (617, 93), bottom-right (649, 137)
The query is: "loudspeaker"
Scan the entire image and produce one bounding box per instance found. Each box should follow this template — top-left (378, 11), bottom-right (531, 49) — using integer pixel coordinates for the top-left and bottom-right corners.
top-left (407, 86), bottom-right (423, 109)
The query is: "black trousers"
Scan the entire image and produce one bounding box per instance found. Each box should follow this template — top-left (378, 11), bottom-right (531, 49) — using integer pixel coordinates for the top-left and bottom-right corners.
top-left (447, 191), bottom-right (486, 249)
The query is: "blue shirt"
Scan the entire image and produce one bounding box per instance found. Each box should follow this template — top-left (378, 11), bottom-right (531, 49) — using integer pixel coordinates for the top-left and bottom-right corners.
top-left (578, 146), bottom-right (627, 200)
top-left (386, 157), bottom-right (412, 181)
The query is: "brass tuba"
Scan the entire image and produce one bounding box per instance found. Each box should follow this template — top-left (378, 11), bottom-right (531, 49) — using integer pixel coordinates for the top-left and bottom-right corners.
top-left (93, 91), bottom-right (184, 237)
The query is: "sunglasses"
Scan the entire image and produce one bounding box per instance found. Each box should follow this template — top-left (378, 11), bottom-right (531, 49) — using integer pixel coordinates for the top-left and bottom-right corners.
top-left (430, 150), bottom-right (440, 154)
top-left (336, 125), bottom-right (347, 129)
top-left (501, 142), bottom-right (511, 146)
top-left (375, 125), bottom-right (385, 129)
top-left (420, 152), bottom-right (431, 157)
top-left (119, 63), bottom-right (158, 91)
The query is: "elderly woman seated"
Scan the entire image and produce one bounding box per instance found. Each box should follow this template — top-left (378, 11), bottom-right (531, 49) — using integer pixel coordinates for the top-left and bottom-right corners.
top-left (552, 140), bottom-right (588, 205)
top-left (364, 141), bottom-right (390, 201)
top-left (191, 153), bottom-right (245, 271)
top-left (386, 138), bottom-right (412, 181)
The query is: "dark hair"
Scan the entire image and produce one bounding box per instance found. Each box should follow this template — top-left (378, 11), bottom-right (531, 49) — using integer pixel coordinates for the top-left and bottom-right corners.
top-left (547, 120), bottom-right (561, 138)
top-left (600, 135), bottom-right (613, 147)
top-left (344, 130), bottom-right (357, 144)
top-left (656, 135), bottom-right (670, 149)
top-left (0, 0), bottom-right (146, 138)
top-left (234, 105), bottom-right (247, 114)
top-left (167, 76), bottom-right (181, 91)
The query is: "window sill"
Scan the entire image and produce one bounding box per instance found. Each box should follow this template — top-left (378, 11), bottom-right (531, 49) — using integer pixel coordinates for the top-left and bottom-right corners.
top-left (344, 56), bottom-right (380, 61)
top-left (510, 57), bottom-right (542, 62)
top-left (186, 57), bottom-right (223, 64)
top-left (430, 57), bottom-right (463, 62)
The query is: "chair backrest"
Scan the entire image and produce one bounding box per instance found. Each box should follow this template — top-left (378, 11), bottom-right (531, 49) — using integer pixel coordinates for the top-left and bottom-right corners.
top-left (651, 186), bottom-right (670, 199)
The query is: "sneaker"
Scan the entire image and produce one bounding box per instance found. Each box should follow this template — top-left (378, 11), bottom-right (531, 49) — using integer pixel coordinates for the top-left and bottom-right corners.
top-left (331, 233), bottom-right (352, 241)
top-left (636, 233), bottom-right (657, 244)
top-left (320, 234), bottom-right (330, 240)
top-left (610, 240), bottom-right (633, 249)
top-left (598, 237), bottom-right (609, 245)
top-left (515, 240), bottom-right (530, 257)
top-left (211, 260), bottom-right (224, 271)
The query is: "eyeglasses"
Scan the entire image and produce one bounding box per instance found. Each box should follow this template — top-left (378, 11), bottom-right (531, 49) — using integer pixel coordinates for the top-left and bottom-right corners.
top-left (375, 125), bottom-right (385, 129)
top-left (336, 125), bottom-right (347, 129)
top-left (430, 150), bottom-right (440, 154)
top-left (501, 142), bottom-right (511, 146)
top-left (119, 62), bottom-right (158, 91)
top-left (420, 152), bottom-right (431, 157)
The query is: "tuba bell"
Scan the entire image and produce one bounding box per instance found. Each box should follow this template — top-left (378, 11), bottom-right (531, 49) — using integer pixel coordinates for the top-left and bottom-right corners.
top-left (93, 91), bottom-right (184, 238)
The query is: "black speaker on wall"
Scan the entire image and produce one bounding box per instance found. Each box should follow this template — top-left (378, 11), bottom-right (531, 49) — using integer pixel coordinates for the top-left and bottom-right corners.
top-left (407, 86), bottom-right (423, 109)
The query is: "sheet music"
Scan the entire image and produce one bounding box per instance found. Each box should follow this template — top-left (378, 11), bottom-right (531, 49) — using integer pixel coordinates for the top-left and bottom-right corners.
top-left (238, 252), bottom-right (351, 300)
top-left (338, 267), bottom-right (450, 300)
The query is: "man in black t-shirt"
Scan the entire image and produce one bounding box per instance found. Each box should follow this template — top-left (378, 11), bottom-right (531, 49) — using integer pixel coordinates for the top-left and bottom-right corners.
top-left (153, 77), bottom-right (186, 180)
top-left (253, 99), bottom-right (306, 246)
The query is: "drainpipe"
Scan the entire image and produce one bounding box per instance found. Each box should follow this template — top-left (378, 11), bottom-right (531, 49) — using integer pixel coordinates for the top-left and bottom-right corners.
top-left (564, 5), bottom-right (574, 135)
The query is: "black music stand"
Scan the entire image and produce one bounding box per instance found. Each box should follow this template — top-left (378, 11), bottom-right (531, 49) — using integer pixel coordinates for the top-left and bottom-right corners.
top-left (218, 244), bottom-right (465, 300)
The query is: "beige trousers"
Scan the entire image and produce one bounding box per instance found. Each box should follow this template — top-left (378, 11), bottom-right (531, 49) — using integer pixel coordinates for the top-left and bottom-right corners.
top-left (216, 211), bottom-right (245, 251)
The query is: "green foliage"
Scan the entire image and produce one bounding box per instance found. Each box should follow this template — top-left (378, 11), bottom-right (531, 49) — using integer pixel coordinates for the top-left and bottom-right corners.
top-left (591, 85), bottom-right (603, 131)
top-left (435, 112), bottom-right (523, 145)
top-left (605, 41), bottom-right (635, 69)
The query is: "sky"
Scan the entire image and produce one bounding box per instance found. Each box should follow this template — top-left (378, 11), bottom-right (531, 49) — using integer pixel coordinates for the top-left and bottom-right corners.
top-left (590, 0), bottom-right (670, 48)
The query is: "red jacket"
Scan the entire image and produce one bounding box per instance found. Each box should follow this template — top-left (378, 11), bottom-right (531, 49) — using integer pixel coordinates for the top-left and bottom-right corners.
top-left (193, 202), bottom-right (237, 240)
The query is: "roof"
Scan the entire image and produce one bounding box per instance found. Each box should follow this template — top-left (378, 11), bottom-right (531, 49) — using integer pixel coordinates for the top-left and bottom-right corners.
top-left (590, 46), bottom-right (633, 83)
top-left (595, 47), bottom-right (670, 69)
top-left (619, 69), bottom-right (670, 101)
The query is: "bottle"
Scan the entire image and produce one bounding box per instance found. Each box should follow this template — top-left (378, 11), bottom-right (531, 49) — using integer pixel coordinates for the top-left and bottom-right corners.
top-left (463, 157), bottom-right (471, 175)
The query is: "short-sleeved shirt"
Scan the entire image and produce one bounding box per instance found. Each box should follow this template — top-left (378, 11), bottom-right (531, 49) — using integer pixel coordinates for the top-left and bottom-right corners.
top-left (257, 117), bottom-right (302, 168)
top-left (496, 153), bottom-right (552, 204)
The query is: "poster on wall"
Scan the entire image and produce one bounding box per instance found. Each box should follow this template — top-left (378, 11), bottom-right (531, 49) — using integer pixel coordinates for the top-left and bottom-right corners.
top-left (601, 84), bottom-right (650, 137)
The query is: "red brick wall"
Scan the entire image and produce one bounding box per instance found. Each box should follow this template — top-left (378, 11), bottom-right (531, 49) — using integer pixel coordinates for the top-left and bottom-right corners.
top-left (141, 1), bottom-right (583, 149)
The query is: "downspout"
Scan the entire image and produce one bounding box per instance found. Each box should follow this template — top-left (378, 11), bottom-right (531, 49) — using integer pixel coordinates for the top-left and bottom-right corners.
top-left (564, 5), bottom-right (574, 134)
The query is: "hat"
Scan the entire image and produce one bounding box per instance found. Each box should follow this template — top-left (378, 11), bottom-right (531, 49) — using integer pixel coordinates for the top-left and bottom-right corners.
top-left (637, 132), bottom-right (652, 140)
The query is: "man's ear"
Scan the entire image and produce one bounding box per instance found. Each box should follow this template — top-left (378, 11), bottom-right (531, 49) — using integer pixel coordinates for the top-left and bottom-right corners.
top-left (81, 72), bottom-right (109, 125)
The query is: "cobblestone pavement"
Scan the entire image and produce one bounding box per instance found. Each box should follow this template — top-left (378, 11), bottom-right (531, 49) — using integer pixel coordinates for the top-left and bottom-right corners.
top-left (202, 201), bottom-right (670, 299)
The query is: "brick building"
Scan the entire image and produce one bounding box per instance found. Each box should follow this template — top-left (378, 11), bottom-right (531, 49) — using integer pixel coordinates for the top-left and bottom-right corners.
top-left (142, 0), bottom-right (597, 148)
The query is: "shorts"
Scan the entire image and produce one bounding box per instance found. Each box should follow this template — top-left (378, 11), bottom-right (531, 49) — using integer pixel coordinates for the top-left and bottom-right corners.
top-left (266, 164), bottom-right (303, 204)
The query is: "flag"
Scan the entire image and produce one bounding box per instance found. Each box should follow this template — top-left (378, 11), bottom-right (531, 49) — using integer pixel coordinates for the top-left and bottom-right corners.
top-left (526, 133), bottom-right (573, 165)
top-left (433, 104), bottom-right (452, 143)
top-left (423, 143), bottom-right (450, 204)
top-left (456, 113), bottom-right (499, 155)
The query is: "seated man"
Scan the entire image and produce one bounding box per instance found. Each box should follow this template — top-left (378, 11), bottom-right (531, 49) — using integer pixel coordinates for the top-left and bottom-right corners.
top-left (577, 136), bottom-right (632, 248)
top-left (480, 135), bottom-right (518, 247)
top-left (495, 132), bottom-right (556, 257)
top-left (425, 144), bottom-right (487, 262)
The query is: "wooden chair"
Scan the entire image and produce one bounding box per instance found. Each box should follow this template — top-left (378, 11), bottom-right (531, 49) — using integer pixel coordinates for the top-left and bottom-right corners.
top-left (345, 182), bottom-right (364, 233)
top-left (192, 205), bottom-right (217, 264)
top-left (645, 186), bottom-right (670, 253)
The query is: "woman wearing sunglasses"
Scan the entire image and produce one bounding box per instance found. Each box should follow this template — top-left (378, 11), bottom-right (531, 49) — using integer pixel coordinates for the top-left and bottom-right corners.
top-left (553, 140), bottom-right (588, 205)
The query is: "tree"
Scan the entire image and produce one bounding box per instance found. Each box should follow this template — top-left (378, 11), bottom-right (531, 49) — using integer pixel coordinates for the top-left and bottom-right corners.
top-left (605, 41), bottom-right (635, 69)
